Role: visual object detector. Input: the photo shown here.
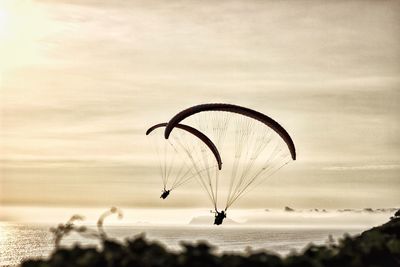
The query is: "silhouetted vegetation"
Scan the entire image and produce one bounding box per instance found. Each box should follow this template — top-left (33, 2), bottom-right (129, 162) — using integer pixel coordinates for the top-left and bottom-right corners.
top-left (21, 209), bottom-right (400, 267)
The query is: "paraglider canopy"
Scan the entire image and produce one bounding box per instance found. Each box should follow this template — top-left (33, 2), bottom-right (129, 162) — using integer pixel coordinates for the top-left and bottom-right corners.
top-left (164, 103), bottom-right (296, 160)
top-left (146, 122), bottom-right (222, 170)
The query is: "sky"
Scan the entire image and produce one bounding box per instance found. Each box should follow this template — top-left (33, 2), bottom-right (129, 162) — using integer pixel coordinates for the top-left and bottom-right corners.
top-left (0, 0), bottom-right (399, 212)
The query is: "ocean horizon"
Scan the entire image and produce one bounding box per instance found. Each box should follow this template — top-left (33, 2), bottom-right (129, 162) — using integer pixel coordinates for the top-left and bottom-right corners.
top-left (0, 206), bottom-right (393, 267)
top-left (0, 222), bottom-right (366, 267)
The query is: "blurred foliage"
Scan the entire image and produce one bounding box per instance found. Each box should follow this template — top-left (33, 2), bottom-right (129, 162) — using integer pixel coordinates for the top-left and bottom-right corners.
top-left (21, 210), bottom-right (400, 267)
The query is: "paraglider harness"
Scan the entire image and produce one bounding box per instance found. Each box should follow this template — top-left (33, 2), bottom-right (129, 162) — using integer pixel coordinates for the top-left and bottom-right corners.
top-left (160, 189), bottom-right (170, 199)
top-left (214, 210), bottom-right (226, 225)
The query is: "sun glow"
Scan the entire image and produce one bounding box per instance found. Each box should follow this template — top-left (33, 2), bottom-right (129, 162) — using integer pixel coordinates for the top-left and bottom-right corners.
top-left (0, 8), bottom-right (9, 38)
top-left (0, 1), bottom-right (54, 73)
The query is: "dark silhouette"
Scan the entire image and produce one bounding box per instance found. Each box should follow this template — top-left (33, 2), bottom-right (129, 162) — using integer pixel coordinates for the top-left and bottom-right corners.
top-left (160, 189), bottom-right (170, 199)
top-left (164, 103), bottom-right (296, 160)
top-left (394, 209), bottom-right (400, 217)
top-left (391, 208), bottom-right (400, 220)
top-left (284, 206), bottom-right (295, 212)
top-left (22, 210), bottom-right (400, 267)
top-left (214, 210), bottom-right (226, 225)
top-left (162, 103), bottom-right (296, 217)
top-left (146, 122), bottom-right (223, 170)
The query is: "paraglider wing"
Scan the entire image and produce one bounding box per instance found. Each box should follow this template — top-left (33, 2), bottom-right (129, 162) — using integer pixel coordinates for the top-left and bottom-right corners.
top-left (146, 123), bottom-right (222, 170)
top-left (164, 103), bottom-right (296, 160)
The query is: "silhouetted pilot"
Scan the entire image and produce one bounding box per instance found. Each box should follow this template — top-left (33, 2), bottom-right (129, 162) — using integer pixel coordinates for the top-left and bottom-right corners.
top-left (214, 210), bottom-right (226, 225)
top-left (160, 189), bottom-right (170, 199)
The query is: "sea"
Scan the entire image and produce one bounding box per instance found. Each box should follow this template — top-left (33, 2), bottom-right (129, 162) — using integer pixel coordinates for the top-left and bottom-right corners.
top-left (0, 223), bottom-right (365, 267)
top-left (0, 207), bottom-right (393, 267)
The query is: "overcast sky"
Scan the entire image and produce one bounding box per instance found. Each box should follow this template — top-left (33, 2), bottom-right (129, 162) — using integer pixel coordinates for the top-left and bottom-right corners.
top-left (1, 0), bottom-right (399, 210)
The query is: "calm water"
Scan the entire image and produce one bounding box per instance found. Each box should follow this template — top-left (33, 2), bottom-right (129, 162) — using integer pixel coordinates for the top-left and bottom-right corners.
top-left (0, 223), bottom-right (364, 267)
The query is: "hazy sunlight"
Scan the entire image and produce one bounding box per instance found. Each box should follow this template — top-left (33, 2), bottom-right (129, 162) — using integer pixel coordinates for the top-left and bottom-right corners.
top-left (0, 7), bottom-right (9, 37)
top-left (0, 0), bottom-right (53, 72)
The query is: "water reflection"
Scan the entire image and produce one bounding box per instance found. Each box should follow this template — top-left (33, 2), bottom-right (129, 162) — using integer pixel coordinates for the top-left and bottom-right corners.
top-left (0, 223), bottom-right (53, 267)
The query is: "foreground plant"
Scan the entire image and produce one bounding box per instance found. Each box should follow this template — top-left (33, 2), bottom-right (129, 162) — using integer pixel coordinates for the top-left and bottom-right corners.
top-left (49, 207), bottom-right (123, 248)
top-left (23, 209), bottom-right (400, 267)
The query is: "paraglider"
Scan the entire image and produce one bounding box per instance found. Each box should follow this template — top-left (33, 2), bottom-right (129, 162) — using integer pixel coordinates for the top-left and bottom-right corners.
top-left (163, 103), bottom-right (296, 224)
top-left (214, 210), bottom-right (226, 225)
top-left (146, 122), bottom-right (222, 199)
top-left (160, 189), bottom-right (170, 199)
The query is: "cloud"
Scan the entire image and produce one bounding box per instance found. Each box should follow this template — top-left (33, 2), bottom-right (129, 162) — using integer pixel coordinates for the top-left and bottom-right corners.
top-left (324, 164), bottom-right (400, 171)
